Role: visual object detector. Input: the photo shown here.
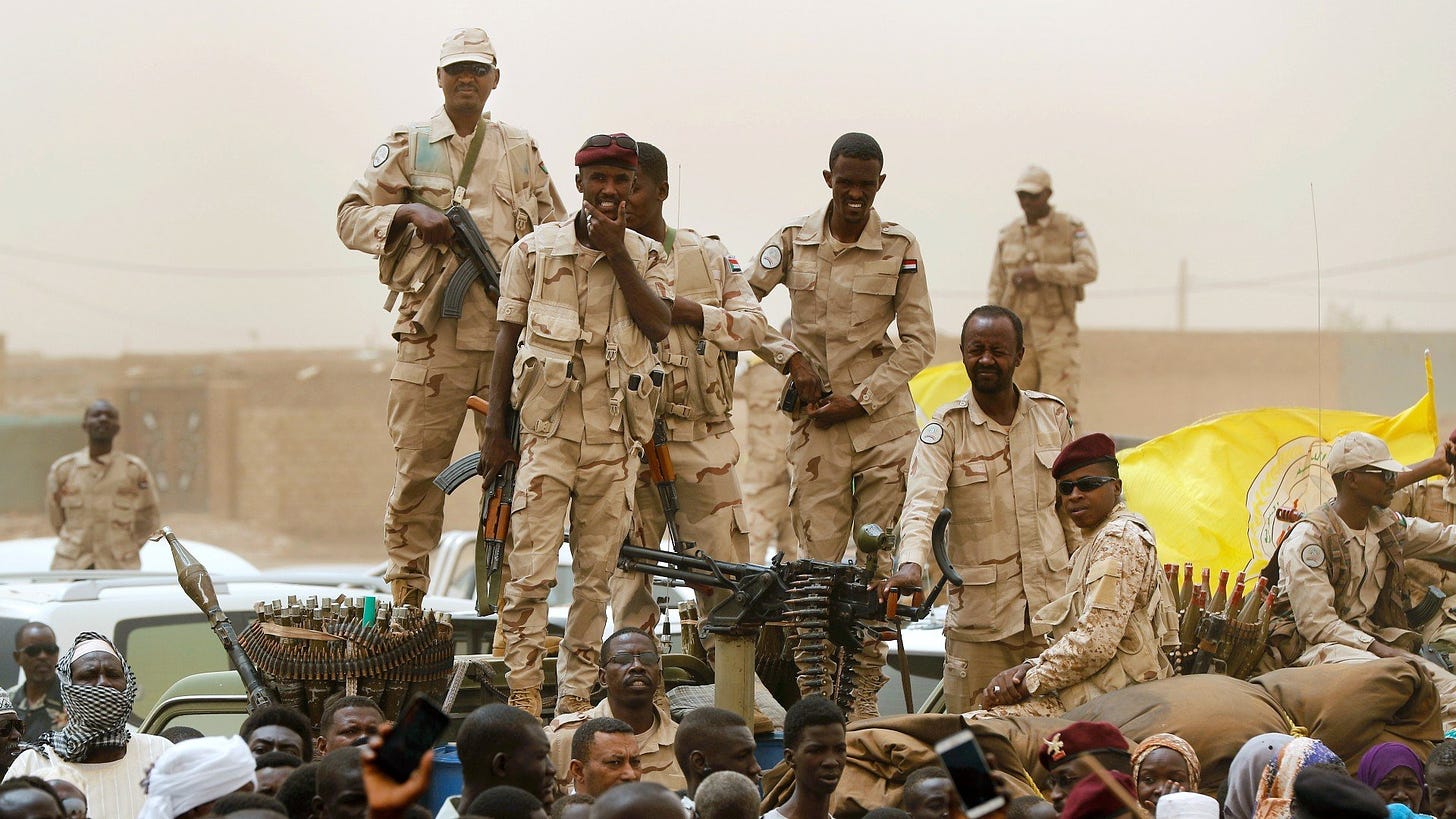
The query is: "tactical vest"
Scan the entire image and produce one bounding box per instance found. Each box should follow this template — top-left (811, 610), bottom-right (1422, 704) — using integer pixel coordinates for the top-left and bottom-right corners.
top-left (380, 119), bottom-right (540, 307)
top-left (994, 211), bottom-right (1084, 318)
top-left (1267, 503), bottom-right (1418, 665)
top-left (509, 222), bottom-right (660, 445)
top-left (1034, 509), bottom-right (1178, 710)
top-left (657, 229), bottom-right (736, 428)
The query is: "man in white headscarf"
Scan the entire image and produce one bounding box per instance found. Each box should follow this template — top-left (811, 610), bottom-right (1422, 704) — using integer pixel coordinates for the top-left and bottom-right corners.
top-left (139, 735), bottom-right (257, 819)
top-left (3, 632), bottom-right (172, 818)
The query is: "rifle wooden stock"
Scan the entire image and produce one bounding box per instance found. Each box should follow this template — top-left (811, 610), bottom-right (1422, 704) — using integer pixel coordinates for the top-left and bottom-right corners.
top-left (477, 410), bottom-right (519, 616)
top-left (645, 418), bottom-right (694, 553)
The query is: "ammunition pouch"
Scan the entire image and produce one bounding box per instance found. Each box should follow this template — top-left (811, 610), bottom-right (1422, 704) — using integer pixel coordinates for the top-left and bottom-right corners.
top-left (378, 225), bottom-right (449, 312)
top-left (511, 347), bottom-right (576, 438)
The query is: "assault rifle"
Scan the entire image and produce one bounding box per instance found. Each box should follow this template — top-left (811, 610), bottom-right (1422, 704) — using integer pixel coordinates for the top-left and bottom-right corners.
top-left (434, 397), bottom-right (516, 616)
top-left (439, 203), bottom-right (502, 319)
top-left (639, 369), bottom-right (694, 554)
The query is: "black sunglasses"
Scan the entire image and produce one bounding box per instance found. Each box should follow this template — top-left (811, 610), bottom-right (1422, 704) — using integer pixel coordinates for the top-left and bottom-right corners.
top-left (0, 720), bottom-right (22, 735)
top-left (580, 134), bottom-right (638, 152)
top-left (1353, 467), bottom-right (1396, 482)
top-left (602, 651), bottom-right (661, 668)
top-left (443, 62), bottom-right (493, 77)
top-left (21, 643), bottom-right (60, 657)
top-left (1057, 476), bottom-right (1118, 496)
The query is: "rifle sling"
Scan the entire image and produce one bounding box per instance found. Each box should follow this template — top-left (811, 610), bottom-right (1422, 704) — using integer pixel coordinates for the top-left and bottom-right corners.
top-left (452, 118), bottom-right (489, 205)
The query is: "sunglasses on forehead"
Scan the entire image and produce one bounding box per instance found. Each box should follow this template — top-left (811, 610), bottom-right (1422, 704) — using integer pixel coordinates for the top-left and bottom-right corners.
top-left (21, 643), bottom-right (60, 657)
top-left (580, 134), bottom-right (638, 152)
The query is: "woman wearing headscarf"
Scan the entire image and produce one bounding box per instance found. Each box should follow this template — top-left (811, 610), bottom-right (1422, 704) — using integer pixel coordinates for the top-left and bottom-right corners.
top-left (1225, 733), bottom-right (1294, 819)
top-left (1132, 733), bottom-right (1201, 812)
top-left (1356, 742), bottom-right (1426, 812)
top-left (1252, 736), bottom-right (1343, 819)
top-left (139, 735), bottom-right (257, 819)
top-left (3, 632), bottom-right (171, 818)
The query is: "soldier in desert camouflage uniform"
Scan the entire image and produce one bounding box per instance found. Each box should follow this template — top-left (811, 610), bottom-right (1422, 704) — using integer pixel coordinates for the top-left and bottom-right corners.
top-left (734, 326), bottom-right (796, 564)
top-left (479, 133), bottom-right (672, 718)
top-left (977, 433), bottom-right (1178, 717)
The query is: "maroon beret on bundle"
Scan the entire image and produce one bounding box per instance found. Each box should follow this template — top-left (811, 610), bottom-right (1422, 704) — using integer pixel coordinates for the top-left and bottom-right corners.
top-left (1039, 721), bottom-right (1129, 771)
top-left (1060, 771), bottom-right (1136, 819)
top-left (574, 133), bottom-right (639, 170)
top-left (1052, 433), bottom-right (1118, 479)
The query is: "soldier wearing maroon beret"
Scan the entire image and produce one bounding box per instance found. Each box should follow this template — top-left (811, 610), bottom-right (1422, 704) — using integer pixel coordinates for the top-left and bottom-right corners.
top-left (1059, 770), bottom-right (1137, 819)
top-left (978, 433), bottom-right (1179, 720)
top-left (479, 131), bottom-right (674, 717)
top-left (1036, 721), bottom-right (1132, 813)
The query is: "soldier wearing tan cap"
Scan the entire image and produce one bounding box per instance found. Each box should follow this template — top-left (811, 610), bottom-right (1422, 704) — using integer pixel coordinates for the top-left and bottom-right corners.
top-left (1276, 431), bottom-right (1456, 731)
top-left (745, 132), bottom-right (935, 720)
top-left (885, 306), bottom-right (1074, 713)
top-left (478, 133), bottom-right (672, 718)
top-left (987, 165), bottom-right (1097, 420)
top-left (608, 142), bottom-right (767, 637)
top-left (337, 28), bottom-right (565, 606)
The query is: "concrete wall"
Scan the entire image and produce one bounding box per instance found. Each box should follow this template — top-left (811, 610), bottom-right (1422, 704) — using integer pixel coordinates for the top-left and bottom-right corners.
top-left (3, 330), bottom-right (1452, 543)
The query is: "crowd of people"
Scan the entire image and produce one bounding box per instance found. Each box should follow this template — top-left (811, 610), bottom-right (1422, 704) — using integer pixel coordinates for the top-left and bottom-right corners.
top-left (18, 17), bottom-right (1456, 819)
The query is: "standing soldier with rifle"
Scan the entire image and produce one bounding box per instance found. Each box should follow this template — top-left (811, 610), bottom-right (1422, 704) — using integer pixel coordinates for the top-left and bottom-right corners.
top-left (609, 142), bottom-right (768, 638)
top-left (337, 28), bottom-right (564, 606)
top-left (479, 134), bottom-right (673, 718)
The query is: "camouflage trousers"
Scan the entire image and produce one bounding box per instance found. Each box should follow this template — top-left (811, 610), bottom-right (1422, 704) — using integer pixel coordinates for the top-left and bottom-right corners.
top-left (741, 459), bottom-right (794, 564)
top-left (383, 318), bottom-right (492, 603)
top-left (786, 420), bottom-right (915, 692)
top-left (1017, 314), bottom-right (1081, 421)
top-left (501, 432), bottom-right (639, 698)
top-left (609, 430), bottom-right (751, 640)
top-left (943, 628), bottom-right (1043, 714)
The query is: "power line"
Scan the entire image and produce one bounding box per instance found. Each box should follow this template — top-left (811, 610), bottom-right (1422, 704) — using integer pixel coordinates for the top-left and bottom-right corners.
top-left (0, 244), bottom-right (361, 278)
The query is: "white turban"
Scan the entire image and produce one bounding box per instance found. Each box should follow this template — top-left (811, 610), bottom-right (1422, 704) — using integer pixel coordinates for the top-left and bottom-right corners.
top-left (139, 734), bottom-right (257, 819)
top-left (1156, 792), bottom-right (1221, 819)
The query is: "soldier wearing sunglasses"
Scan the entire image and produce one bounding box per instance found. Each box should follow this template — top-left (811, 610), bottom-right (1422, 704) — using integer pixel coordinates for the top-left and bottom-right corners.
top-left (8, 623), bottom-right (65, 743)
top-left (1276, 431), bottom-right (1456, 733)
top-left (978, 433), bottom-right (1178, 716)
top-left (337, 27), bottom-right (564, 607)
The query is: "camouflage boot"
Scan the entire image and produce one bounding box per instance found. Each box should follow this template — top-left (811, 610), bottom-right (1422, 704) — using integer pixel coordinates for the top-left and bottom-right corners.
top-left (508, 688), bottom-right (542, 718)
top-left (556, 693), bottom-right (593, 716)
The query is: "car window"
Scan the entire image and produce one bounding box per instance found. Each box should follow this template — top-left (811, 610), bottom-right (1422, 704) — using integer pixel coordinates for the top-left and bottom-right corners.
top-left (150, 711), bottom-right (246, 738)
top-left (0, 617), bottom-right (25, 688)
top-left (116, 613), bottom-right (251, 717)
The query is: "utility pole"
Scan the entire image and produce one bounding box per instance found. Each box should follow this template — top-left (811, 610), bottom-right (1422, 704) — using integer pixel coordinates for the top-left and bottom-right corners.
top-left (1176, 258), bottom-right (1189, 331)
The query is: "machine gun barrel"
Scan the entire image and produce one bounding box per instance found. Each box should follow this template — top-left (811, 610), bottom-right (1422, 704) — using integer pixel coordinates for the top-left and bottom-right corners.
top-left (159, 526), bottom-right (277, 711)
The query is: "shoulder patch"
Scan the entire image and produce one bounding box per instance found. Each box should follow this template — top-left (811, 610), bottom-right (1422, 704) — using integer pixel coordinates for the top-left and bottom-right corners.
top-left (727, 255), bottom-right (742, 273)
top-left (920, 422), bottom-right (944, 445)
top-left (899, 258), bottom-right (919, 275)
top-left (1300, 544), bottom-right (1326, 569)
top-left (758, 245), bottom-right (783, 270)
top-left (371, 144), bottom-right (390, 168)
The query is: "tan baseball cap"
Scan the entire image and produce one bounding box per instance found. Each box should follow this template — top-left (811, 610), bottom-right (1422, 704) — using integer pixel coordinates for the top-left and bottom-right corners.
top-left (1327, 431), bottom-right (1408, 474)
top-left (439, 28), bottom-right (496, 68)
top-left (1015, 165), bottom-right (1052, 194)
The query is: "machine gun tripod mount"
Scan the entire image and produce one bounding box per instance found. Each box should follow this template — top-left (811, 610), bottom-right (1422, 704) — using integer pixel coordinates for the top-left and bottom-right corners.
top-left (617, 508), bottom-right (958, 720)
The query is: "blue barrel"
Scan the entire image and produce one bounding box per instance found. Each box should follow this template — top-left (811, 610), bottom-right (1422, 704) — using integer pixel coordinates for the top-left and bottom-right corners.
top-left (754, 731), bottom-right (785, 775)
top-left (424, 744), bottom-right (463, 813)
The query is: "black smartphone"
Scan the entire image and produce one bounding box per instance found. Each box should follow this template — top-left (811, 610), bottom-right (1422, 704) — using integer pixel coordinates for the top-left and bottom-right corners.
top-left (374, 693), bottom-right (450, 783)
top-left (934, 729), bottom-right (1006, 819)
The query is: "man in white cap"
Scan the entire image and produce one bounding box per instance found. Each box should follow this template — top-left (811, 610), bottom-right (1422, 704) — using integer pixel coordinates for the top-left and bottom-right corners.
top-left (1277, 431), bottom-right (1456, 730)
top-left (337, 27), bottom-right (565, 606)
top-left (986, 165), bottom-right (1097, 420)
top-left (138, 735), bottom-right (257, 819)
top-left (3, 632), bottom-right (171, 818)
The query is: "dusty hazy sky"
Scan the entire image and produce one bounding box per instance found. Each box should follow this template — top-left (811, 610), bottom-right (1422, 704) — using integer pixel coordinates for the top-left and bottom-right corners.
top-left (2, 1), bottom-right (1453, 356)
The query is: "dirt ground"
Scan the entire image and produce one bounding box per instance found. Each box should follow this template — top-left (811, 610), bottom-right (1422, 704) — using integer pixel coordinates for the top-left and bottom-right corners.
top-left (0, 512), bottom-right (374, 570)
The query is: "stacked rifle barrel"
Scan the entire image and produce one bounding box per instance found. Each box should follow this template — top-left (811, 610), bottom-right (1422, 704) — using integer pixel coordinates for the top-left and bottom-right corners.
top-left (237, 595), bottom-right (454, 725)
top-left (1167, 564), bottom-right (1274, 679)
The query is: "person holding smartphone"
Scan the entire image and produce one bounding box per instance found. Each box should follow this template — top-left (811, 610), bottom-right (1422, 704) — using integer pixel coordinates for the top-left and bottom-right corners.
top-left (979, 433), bottom-right (1178, 716)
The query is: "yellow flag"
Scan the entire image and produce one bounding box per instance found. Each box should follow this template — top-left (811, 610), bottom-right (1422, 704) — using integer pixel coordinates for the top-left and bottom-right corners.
top-left (1119, 354), bottom-right (1441, 575)
top-left (909, 362), bottom-right (972, 425)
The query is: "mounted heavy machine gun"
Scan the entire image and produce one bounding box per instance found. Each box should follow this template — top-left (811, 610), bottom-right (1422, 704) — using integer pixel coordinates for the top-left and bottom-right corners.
top-left (618, 508), bottom-right (959, 719)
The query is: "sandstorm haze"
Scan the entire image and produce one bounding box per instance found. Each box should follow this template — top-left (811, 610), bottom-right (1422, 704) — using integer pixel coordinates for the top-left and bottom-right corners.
top-left (2, 0), bottom-right (1453, 357)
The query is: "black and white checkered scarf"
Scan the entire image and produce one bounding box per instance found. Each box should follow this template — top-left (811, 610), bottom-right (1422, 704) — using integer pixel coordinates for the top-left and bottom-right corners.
top-left (33, 631), bottom-right (139, 762)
